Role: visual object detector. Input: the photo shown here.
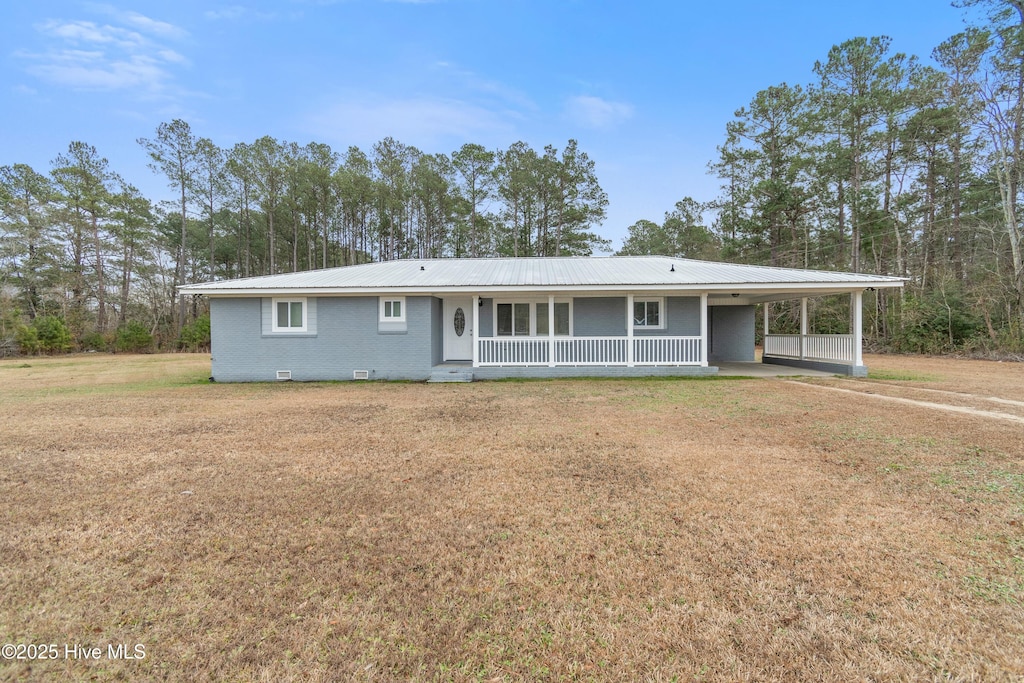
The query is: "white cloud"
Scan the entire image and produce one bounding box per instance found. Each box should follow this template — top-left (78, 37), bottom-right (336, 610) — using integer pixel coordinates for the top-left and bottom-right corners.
top-left (119, 10), bottom-right (186, 39)
top-left (21, 10), bottom-right (190, 96)
top-left (204, 6), bottom-right (278, 21)
top-left (565, 95), bottom-right (634, 129)
top-left (205, 6), bottom-right (247, 20)
top-left (86, 4), bottom-right (188, 39)
top-left (157, 49), bottom-right (189, 64)
top-left (27, 53), bottom-right (169, 92)
top-left (430, 61), bottom-right (537, 112)
top-left (39, 20), bottom-right (146, 50)
top-left (307, 94), bottom-right (515, 149)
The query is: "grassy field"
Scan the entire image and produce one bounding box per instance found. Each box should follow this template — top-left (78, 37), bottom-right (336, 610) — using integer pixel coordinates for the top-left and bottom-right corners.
top-left (1, 353), bottom-right (1022, 681)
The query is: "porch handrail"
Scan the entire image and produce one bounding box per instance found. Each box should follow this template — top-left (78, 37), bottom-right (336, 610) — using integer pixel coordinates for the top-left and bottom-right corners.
top-left (555, 336), bottom-right (628, 365)
top-left (477, 337), bottom-right (549, 365)
top-left (477, 335), bottom-right (703, 367)
top-left (633, 336), bottom-right (702, 365)
top-left (764, 333), bottom-right (855, 364)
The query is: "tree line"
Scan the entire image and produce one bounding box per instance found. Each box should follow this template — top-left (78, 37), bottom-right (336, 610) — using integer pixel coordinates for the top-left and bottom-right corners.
top-left (620, 0), bottom-right (1024, 354)
top-left (2, 0), bottom-right (1022, 357)
top-left (0, 131), bottom-right (608, 353)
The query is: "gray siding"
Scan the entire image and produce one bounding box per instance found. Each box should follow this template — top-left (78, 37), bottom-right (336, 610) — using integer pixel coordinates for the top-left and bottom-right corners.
top-left (573, 296), bottom-right (700, 337)
top-left (573, 297), bottom-right (626, 336)
top-left (709, 305), bottom-right (755, 362)
top-left (637, 296), bottom-right (699, 337)
top-left (211, 296), bottom-right (435, 381)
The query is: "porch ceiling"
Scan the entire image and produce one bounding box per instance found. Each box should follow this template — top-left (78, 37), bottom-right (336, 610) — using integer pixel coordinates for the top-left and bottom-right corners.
top-left (708, 287), bottom-right (889, 306)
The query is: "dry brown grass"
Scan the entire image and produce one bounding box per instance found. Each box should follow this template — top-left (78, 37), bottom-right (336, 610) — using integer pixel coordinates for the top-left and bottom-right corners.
top-left (1, 353), bottom-right (1022, 681)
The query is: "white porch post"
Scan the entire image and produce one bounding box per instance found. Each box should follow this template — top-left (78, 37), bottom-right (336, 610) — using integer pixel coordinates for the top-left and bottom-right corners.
top-left (548, 295), bottom-right (555, 367)
top-left (700, 292), bottom-right (708, 367)
top-left (852, 290), bottom-right (863, 367)
top-left (800, 297), bottom-right (808, 360)
top-left (472, 295), bottom-right (479, 368)
top-left (626, 294), bottom-right (635, 367)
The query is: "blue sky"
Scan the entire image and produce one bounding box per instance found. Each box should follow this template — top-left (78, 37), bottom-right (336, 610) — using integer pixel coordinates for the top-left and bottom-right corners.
top-left (2, 1), bottom-right (972, 250)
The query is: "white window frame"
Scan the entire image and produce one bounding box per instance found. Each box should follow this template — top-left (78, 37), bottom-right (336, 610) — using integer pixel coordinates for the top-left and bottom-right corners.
top-left (493, 299), bottom-right (573, 337)
top-left (380, 297), bottom-right (406, 322)
top-left (272, 297), bottom-right (307, 332)
top-left (633, 297), bottom-right (666, 330)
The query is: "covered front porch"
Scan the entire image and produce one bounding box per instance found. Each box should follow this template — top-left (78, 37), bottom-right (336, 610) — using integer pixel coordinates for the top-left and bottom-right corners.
top-left (444, 288), bottom-right (872, 377)
top-left (466, 293), bottom-right (712, 370)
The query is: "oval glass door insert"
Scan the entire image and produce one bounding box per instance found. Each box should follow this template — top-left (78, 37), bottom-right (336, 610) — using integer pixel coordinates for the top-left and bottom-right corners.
top-left (454, 307), bottom-right (466, 336)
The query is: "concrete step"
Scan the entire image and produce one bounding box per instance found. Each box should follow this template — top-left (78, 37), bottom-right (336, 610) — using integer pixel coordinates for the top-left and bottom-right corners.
top-left (427, 368), bottom-right (474, 383)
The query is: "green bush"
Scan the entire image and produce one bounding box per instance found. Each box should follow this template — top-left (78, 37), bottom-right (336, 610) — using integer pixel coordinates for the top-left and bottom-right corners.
top-left (15, 324), bottom-right (40, 355)
top-left (179, 314), bottom-right (211, 351)
top-left (33, 316), bottom-right (72, 353)
top-left (889, 290), bottom-right (984, 354)
top-left (115, 321), bottom-right (154, 353)
top-left (80, 331), bottom-right (112, 352)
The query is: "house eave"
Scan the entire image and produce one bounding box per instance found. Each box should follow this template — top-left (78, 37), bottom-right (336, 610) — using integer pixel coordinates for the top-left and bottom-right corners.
top-left (179, 280), bottom-right (904, 298)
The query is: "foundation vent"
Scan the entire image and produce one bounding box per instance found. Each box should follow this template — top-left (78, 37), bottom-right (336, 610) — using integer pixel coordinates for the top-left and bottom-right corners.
top-left (353, 370), bottom-right (370, 380)
top-left (276, 370), bottom-right (292, 381)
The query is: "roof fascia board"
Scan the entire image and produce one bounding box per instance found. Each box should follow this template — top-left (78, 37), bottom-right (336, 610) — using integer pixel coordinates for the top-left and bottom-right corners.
top-left (180, 280), bottom-right (904, 297)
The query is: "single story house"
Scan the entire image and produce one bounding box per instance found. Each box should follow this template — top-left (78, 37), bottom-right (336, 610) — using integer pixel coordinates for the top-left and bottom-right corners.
top-left (177, 256), bottom-right (905, 382)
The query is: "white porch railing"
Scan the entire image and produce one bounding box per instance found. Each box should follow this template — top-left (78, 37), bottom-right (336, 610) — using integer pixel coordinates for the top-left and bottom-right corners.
top-left (477, 337), bottom-right (550, 365)
top-left (633, 336), bottom-right (702, 365)
top-left (764, 334), bottom-right (855, 364)
top-left (555, 337), bottom-right (628, 365)
top-left (476, 336), bottom-right (703, 367)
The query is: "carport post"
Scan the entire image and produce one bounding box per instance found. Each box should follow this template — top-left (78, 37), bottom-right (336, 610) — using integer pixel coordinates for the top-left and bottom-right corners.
top-left (700, 293), bottom-right (708, 366)
top-left (852, 290), bottom-right (863, 367)
top-left (472, 295), bottom-right (479, 368)
top-left (800, 297), bottom-right (808, 360)
top-left (626, 294), bottom-right (635, 367)
top-left (548, 295), bottom-right (555, 367)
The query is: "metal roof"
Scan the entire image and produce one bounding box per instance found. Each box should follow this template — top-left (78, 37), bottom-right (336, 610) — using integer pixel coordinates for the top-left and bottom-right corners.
top-left (178, 256), bottom-right (905, 295)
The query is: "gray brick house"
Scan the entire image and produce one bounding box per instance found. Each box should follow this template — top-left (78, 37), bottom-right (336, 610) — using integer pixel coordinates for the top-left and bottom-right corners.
top-left (177, 256), bottom-right (904, 382)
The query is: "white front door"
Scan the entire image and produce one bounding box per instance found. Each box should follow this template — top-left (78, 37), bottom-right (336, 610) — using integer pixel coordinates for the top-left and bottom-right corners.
top-left (443, 297), bottom-right (474, 361)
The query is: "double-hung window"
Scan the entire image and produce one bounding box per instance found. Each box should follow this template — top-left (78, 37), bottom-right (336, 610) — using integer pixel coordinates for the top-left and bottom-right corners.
top-left (381, 297), bottom-right (405, 322)
top-left (273, 298), bottom-right (306, 332)
top-left (537, 302), bottom-right (571, 335)
top-left (496, 303), bottom-right (531, 336)
top-left (495, 300), bottom-right (571, 336)
top-left (633, 298), bottom-right (664, 329)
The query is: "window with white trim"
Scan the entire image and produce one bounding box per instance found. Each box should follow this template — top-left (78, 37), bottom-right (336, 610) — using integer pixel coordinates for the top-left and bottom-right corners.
top-left (633, 298), bottom-right (664, 329)
top-left (495, 300), bottom-right (571, 336)
top-left (272, 298), bottom-right (307, 332)
top-left (380, 297), bottom-right (406, 322)
top-left (537, 302), bottom-right (571, 336)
